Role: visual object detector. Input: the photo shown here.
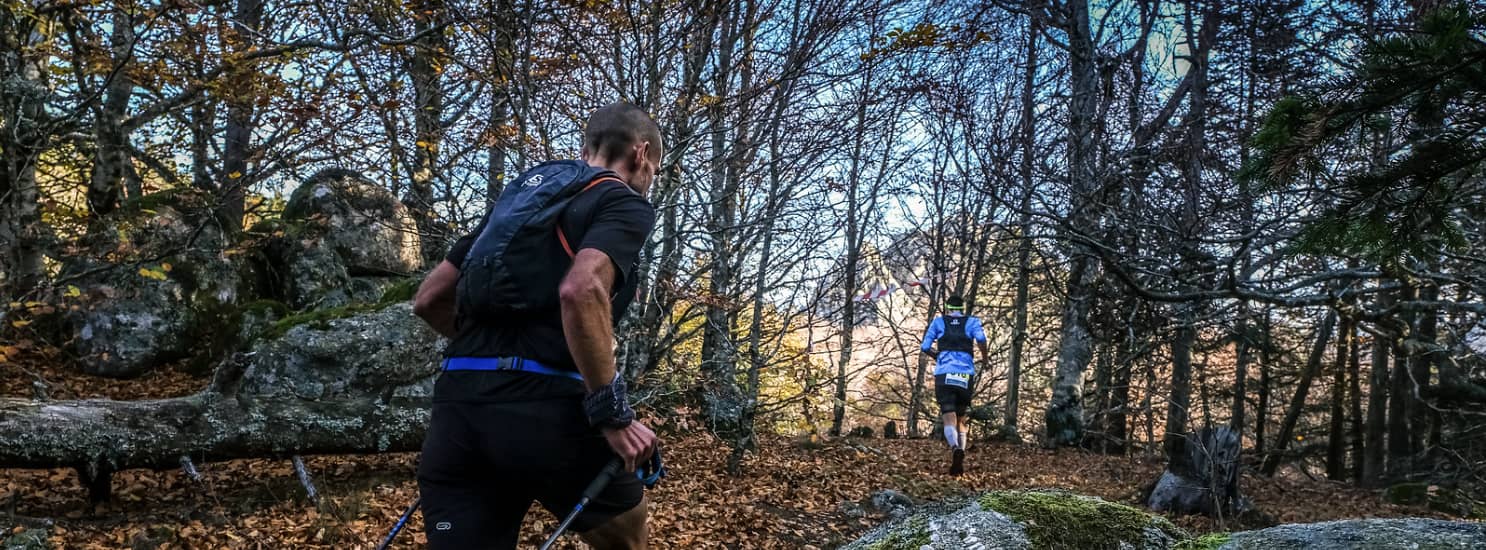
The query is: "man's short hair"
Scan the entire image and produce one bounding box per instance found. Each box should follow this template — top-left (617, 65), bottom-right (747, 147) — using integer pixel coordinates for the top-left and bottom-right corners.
top-left (946, 295), bottom-right (965, 309)
top-left (584, 102), bottom-right (663, 164)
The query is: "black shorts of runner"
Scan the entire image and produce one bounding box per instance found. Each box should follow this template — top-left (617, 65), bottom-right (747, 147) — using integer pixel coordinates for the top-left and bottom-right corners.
top-left (417, 371), bottom-right (642, 549)
top-left (934, 373), bottom-right (972, 416)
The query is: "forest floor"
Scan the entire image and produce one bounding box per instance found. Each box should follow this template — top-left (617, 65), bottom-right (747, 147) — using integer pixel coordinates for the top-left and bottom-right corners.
top-left (0, 353), bottom-right (1457, 549)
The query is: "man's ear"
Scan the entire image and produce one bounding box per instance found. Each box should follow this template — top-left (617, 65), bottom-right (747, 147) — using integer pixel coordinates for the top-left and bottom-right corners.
top-left (633, 141), bottom-right (650, 169)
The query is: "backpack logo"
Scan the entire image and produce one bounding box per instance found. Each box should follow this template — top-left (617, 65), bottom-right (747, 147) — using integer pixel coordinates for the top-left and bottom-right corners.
top-left (435, 521), bottom-right (452, 531)
top-left (523, 174), bottom-right (545, 188)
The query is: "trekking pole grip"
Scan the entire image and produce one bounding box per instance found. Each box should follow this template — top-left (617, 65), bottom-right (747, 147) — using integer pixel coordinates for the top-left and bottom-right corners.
top-left (585, 459), bottom-right (623, 499)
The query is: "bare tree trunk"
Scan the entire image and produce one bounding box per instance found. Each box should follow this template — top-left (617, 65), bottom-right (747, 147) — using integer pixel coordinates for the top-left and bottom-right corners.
top-left (1363, 290), bottom-right (1392, 485)
top-left (1164, 0), bottom-right (1214, 460)
top-left (1256, 309), bottom-right (1273, 457)
top-left (87, 5), bottom-right (137, 217)
top-left (0, 7), bottom-right (51, 296)
top-left (701, 0), bottom-right (747, 440)
top-left (1004, 20), bottom-right (1038, 440)
top-left (1411, 282), bottom-right (1439, 454)
top-left (1327, 317), bottom-right (1354, 480)
top-left (1261, 309), bottom-right (1337, 475)
top-left (406, 0), bottom-right (448, 262)
top-left (219, 0), bottom-right (264, 232)
top-left (621, 1), bottom-right (715, 383)
top-left (1388, 284), bottom-right (1416, 479)
top-left (829, 53), bottom-right (879, 438)
top-left (1348, 321), bottom-right (1365, 483)
top-left (1045, 0), bottom-right (1101, 447)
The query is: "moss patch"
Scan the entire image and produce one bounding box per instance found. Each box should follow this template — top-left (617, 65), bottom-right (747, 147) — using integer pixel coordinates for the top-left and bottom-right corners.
top-left (867, 515), bottom-right (930, 550)
top-left (378, 278), bottom-right (419, 304)
top-left (980, 490), bottom-right (1182, 550)
top-left (1177, 532), bottom-right (1231, 550)
top-left (1384, 482), bottom-right (1430, 506)
top-left (265, 302), bottom-right (384, 339)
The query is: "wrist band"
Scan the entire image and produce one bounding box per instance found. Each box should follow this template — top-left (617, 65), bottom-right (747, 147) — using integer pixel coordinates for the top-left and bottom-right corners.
top-left (584, 372), bottom-right (636, 429)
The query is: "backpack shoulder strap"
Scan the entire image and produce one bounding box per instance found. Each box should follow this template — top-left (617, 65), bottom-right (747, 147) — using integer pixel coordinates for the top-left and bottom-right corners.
top-left (556, 176), bottom-right (626, 258)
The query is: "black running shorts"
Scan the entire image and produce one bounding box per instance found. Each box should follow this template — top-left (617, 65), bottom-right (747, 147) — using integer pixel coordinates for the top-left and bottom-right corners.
top-left (934, 373), bottom-right (972, 416)
top-left (417, 371), bottom-right (643, 549)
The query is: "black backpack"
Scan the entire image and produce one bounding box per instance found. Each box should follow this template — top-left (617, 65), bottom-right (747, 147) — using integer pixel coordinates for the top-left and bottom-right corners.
top-left (456, 160), bottom-right (623, 320)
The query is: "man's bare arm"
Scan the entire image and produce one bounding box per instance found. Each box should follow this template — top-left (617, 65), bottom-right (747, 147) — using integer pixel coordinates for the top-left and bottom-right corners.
top-left (413, 260), bottom-right (460, 338)
top-left (560, 248), bottom-right (658, 472)
top-left (559, 249), bottom-right (620, 392)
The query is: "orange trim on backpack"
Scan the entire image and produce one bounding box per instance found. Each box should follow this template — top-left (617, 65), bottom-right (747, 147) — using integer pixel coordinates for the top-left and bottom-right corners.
top-left (557, 177), bottom-right (625, 258)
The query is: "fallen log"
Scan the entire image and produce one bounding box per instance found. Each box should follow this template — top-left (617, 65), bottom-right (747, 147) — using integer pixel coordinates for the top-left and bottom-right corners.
top-left (0, 302), bottom-right (442, 502)
top-left (0, 392), bottom-right (429, 500)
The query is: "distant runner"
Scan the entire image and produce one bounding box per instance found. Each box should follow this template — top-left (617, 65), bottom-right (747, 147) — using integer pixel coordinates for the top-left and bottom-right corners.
top-left (919, 294), bottom-right (988, 476)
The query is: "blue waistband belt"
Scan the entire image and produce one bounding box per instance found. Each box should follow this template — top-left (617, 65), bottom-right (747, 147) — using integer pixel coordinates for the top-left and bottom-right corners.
top-left (441, 356), bottom-right (584, 381)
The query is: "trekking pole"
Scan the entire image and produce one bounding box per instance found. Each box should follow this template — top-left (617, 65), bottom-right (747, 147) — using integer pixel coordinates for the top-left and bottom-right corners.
top-left (539, 459), bottom-right (624, 550)
top-left (375, 497), bottom-right (421, 550)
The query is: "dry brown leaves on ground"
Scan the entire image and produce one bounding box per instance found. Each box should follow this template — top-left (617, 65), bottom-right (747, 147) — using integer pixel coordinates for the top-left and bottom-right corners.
top-left (1, 431), bottom-right (1452, 549)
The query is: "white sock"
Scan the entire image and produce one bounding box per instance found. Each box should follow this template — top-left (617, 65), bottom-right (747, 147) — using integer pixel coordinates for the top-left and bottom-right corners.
top-left (959, 429), bottom-right (967, 449)
top-left (945, 426), bottom-right (960, 449)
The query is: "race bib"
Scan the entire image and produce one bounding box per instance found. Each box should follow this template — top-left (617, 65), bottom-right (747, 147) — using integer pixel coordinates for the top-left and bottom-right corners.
top-left (944, 373), bottom-right (971, 388)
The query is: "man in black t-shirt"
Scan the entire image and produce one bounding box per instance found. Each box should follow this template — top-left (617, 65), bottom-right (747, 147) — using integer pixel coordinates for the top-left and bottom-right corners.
top-left (411, 102), bottom-right (662, 549)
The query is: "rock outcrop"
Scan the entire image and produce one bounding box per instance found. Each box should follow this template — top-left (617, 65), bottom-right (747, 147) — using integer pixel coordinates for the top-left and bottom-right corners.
top-left (1148, 426), bottom-right (1245, 516)
top-left (1217, 518), bottom-right (1486, 549)
top-left (237, 301), bottom-right (442, 400)
top-left (845, 489), bottom-right (1485, 550)
top-left (254, 169), bottom-right (424, 311)
top-left (844, 489), bottom-right (1182, 550)
top-left (56, 189), bottom-right (243, 377)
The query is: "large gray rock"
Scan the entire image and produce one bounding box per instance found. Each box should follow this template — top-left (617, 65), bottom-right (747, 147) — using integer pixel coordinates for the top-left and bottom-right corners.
top-left (58, 189), bottom-right (243, 377)
top-left (843, 490), bottom-right (1181, 550)
top-left (237, 302), bottom-right (442, 399)
top-left (1148, 427), bottom-right (1244, 516)
top-left (1218, 518), bottom-right (1486, 549)
top-left (842, 500), bottom-right (1031, 550)
top-left (259, 169), bottom-right (423, 311)
top-left (283, 168), bottom-right (422, 275)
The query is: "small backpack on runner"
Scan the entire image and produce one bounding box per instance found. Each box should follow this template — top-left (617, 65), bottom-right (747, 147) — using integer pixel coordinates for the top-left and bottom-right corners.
top-left (456, 160), bottom-right (623, 321)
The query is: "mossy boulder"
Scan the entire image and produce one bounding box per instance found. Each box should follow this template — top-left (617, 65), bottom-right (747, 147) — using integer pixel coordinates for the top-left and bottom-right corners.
top-left (237, 302), bottom-right (443, 400)
top-left (282, 168), bottom-right (422, 276)
top-left (841, 497), bottom-right (1030, 550)
top-left (251, 169), bottom-right (424, 311)
top-left (55, 188), bottom-right (245, 377)
top-left (844, 490), bottom-right (1177, 550)
top-left (1216, 518), bottom-right (1486, 549)
top-left (981, 490), bottom-right (1183, 550)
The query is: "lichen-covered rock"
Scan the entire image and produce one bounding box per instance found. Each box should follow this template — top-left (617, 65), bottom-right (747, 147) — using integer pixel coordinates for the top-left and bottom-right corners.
top-left (1217, 518), bottom-right (1486, 549)
top-left (238, 302), bottom-right (442, 399)
top-left (844, 490), bottom-right (1180, 550)
top-left (0, 524), bottom-right (49, 550)
top-left (57, 189), bottom-right (243, 377)
top-left (842, 498), bottom-right (1030, 550)
top-left (867, 489), bottom-right (915, 519)
top-left (982, 490), bottom-right (1182, 550)
top-left (282, 168), bottom-right (422, 276)
top-left (253, 169), bottom-right (423, 311)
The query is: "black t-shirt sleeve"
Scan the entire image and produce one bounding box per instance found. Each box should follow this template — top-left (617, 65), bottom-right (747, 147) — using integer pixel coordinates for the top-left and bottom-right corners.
top-left (575, 186), bottom-right (656, 287)
top-left (445, 212), bottom-right (490, 266)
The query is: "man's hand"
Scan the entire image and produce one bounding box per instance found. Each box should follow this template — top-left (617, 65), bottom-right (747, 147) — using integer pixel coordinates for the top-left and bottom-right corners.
top-left (603, 420), bottom-right (660, 473)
